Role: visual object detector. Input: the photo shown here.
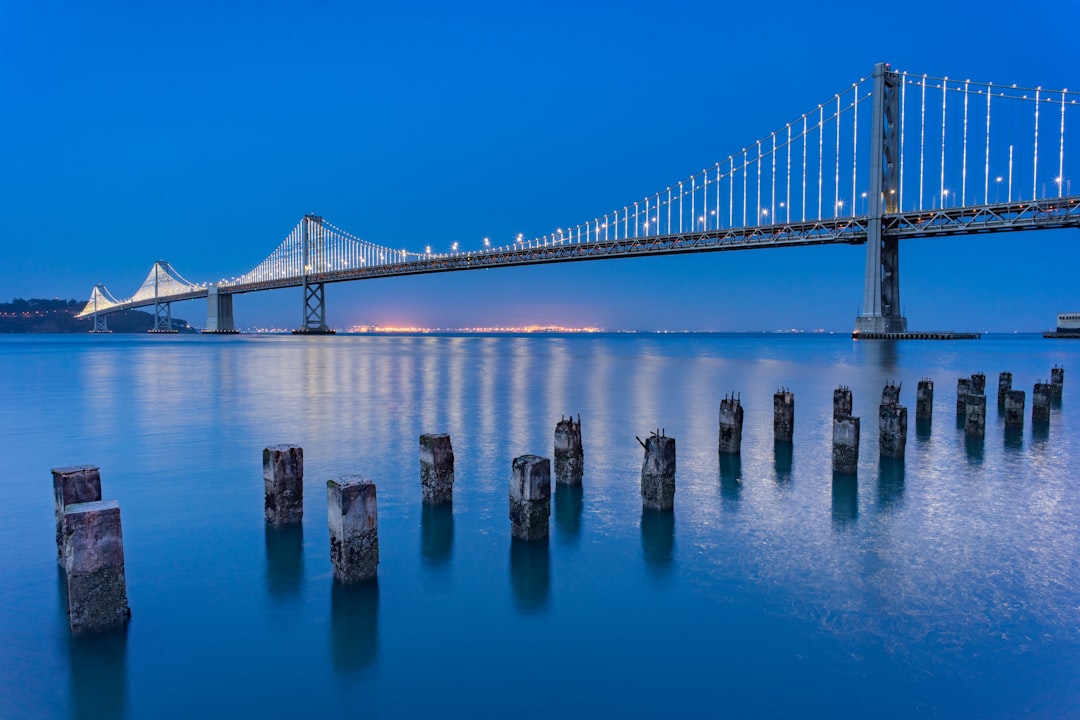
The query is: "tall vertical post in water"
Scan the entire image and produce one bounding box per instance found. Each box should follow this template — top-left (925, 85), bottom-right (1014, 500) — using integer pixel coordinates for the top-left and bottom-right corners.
top-left (264, 445), bottom-right (304, 525)
top-left (1033, 382), bottom-right (1052, 423)
top-left (640, 431), bottom-right (676, 511)
top-left (855, 62), bottom-right (906, 335)
top-left (509, 455), bottom-right (551, 541)
top-left (773, 390), bottom-right (794, 443)
top-left (879, 382), bottom-right (907, 458)
top-left (916, 379), bottom-right (934, 420)
top-left (998, 372), bottom-right (1013, 405)
top-left (718, 394), bottom-right (744, 455)
top-left (63, 500), bottom-right (130, 632)
top-left (1051, 366), bottom-right (1064, 399)
top-left (327, 476), bottom-right (379, 583)
top-left (553, 416), bottom-right (584, 486)
top-left (51, 465), bottom-right (102, 563)
top-left (420, 433), bottom-right (455, 503)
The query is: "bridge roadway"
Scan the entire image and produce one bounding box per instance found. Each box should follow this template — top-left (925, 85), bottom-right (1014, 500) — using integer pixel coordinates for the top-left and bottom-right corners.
top-left (96, 196), bottom-right (1080, 315)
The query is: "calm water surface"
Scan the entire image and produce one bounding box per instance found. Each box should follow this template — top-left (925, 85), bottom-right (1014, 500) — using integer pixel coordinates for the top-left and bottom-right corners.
top-left (1, 333), bottom-right (1078, 718)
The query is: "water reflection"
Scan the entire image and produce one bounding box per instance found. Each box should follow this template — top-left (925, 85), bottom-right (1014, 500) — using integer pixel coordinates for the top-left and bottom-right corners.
top-left (68, 625), bottom-right (128, 720)
top-left (773, 442), bottom-right (793, 484)
top-left (719, 455), bottom-right (743, 508)
top-left (1031, 422), bottom-right (1050, 446)
top-left (509, 538), bottom-right (550, 614)
top-left (831, 473), bottom-right (858, 528)
top-left (640, 508), bottom-right (675, 571)
top-left (862, 339), bottom-right (899, 371)
top-left (330, 581), bottom-right (380, 674)
top-left (420, 503), bottom-right (454, 567)
top-left (965, 436), bottom-right (985, 465)
top-left (1004, 427), bottom-right (1024, 452)
top-left (264, 524), bottom-right (304, 601)
top-left (877, 458), bottom-right (905, 511)
top-left (915, 418), bottom-right (932, 442)
top-left (554, 484), bottom-right (583, 545)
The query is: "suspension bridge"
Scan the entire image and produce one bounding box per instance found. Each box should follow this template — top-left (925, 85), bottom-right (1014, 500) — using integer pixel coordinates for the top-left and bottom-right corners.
top-left (77, 63), bottom-right (1080, 336)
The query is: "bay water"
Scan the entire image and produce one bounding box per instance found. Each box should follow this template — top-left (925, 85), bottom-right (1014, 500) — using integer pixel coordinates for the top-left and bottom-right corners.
top-left (1, 333), bottom-right (1077, 718)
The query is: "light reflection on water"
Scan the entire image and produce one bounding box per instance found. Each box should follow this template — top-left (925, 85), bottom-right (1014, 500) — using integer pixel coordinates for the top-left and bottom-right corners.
top-left (1, 333), bottom-right (1078, 718)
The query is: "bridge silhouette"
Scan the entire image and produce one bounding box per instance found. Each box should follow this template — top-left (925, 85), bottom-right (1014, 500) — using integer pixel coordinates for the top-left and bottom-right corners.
top-left (77, 63), bottom-right (1080, 335)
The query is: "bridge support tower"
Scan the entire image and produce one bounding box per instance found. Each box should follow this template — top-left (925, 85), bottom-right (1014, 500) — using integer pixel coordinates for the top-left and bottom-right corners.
top-left (854, 62), bottom-right (907, 335)
top-left (204, 286), bottom-right (238, 334)
top-left (293, 214), bottom-right (335, 335)
top-left (148, 261), bottom-right (178, 333)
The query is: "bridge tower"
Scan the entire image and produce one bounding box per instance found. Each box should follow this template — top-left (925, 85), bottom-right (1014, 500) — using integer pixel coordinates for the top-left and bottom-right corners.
top-left (150, 261), bottom-right (177, 333)
top-left (294, 213), bottom-right (335, 334)
top-left (854, 63), bottom-right (907, 335)
top-left (90, 284), bottom-right (109, 333)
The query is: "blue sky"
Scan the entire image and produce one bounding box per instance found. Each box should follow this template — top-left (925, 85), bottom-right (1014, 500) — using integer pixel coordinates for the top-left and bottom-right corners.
top-left (2, 0), bottom-right (1077, 331)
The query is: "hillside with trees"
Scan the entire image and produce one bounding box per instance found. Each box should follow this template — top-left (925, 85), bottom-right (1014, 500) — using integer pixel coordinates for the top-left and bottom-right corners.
top-left (0, 298), bottom-right (194, 333)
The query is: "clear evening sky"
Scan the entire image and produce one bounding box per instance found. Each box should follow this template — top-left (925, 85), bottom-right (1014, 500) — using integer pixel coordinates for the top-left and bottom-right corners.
top-left (1, 0), bottom-right (1077, 331)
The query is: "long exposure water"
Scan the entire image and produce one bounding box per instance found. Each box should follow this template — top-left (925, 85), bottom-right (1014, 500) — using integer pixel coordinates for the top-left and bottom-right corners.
top-left (1, 333), bottom-right (1077, 718)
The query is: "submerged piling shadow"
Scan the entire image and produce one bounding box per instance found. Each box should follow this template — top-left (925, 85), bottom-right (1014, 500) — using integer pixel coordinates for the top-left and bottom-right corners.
top-left (66, 611), bottom-right (128, 720)
top-left (773, 442), bottom-right (793, 484)
top-left (640, 508), bottom-right (675, 572)
top-left (877, 457), bottom-right (905, 511)
top-left (509, 538), bottom-right (550, 614)
top-left (719, 455), bottom-right (743, 508)
top-left (831, 472), bottom-right (858, 529)
top-left (420, 503), bottom-right (454, 567)
top-left (265, 524), bottom-right (304, 601)
top-left (554, 483), bottom-right (583, 545)
top-left (330, 580), bottom-right (380, 674)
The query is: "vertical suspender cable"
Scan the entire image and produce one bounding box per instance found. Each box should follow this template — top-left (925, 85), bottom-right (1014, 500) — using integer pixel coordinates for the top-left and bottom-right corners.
top-left (940, 78), bottom-right (947, 207)
top-left (852, 84), bottom-right (858, 217)
top-left (920, 75), bottom-right (926, 210)
top-left (1059, 89), bottom-right (1066, 197)
top-left (1033, 88), bottom-right (1040, 200)
top-left (962, 81), bottom-right (970, 207)
top-left (835, 95), bottom-right (841, 216)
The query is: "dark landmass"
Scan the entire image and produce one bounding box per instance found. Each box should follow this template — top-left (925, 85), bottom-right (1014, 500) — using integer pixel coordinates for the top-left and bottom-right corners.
top-left (0, 298), bottom-right (194, 333)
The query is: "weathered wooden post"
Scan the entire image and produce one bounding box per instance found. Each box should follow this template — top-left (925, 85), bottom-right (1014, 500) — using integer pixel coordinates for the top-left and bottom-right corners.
top-left (63, 500), bottom-right (130, 632)
top-left (916, 379), bottom-right (934, 420)
top-left (1004, 390), bottom-right (1025, 428)
top-left (998, 372), bottom-right (1013, 405)
top-left (1051, 366), bottom-right (1064, 399)
top-left (264, 444), bottom-right (303, 525)
top-left (419, 433), bottom-right (455, 503)
top-left (970, 372), bottom-right (986, 395)
top-left (879, 382), bottom-right (907, 459)
top-left (832, 415), bottom-right (860, 474)
top-left (639, 431), bottom-right (675, 511)
top-left (553, 416), bottom-right (583, 486)
top-left (51, 465), bottom-right (102, 563)
top-left (965, 394), bottom-right (986, 437)
top-left (833, 386), bottom-right (853, 417)
top-left (956, 378), bottom-right (973, 416)
top-left (327, 476), bottom-right (379, 583)
top-left (719, 394), bottom-right (744, 455)
top-left (509, 455), bottom-right (551, 541)
top-left (1033, 382), bottom-right (1052, 424)
top-left (773, 389), bottom-right (794, 443)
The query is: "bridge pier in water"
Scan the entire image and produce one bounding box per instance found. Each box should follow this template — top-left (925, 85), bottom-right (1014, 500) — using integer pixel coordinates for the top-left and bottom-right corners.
top-left (204, 286), bottom-right (238, 334)
top-left (855, 62), bottom-right (907, 337)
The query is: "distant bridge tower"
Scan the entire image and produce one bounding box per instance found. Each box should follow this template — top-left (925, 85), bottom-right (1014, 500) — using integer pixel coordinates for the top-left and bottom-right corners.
top-left (150, 261), bottom-right (176, 333)
top-left (294, 213), bottom-right (334, 334)
top-left (90, 284), bottom-right (109, 333)
top-left (855, 63), bottom-right (907, 334)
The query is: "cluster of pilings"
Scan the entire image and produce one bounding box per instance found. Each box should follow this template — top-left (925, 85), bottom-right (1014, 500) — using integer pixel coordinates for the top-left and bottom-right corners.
top-left (51, 465), bottom-right (130, 633)
top-left (48, 365), bottom-right (1064, 630)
